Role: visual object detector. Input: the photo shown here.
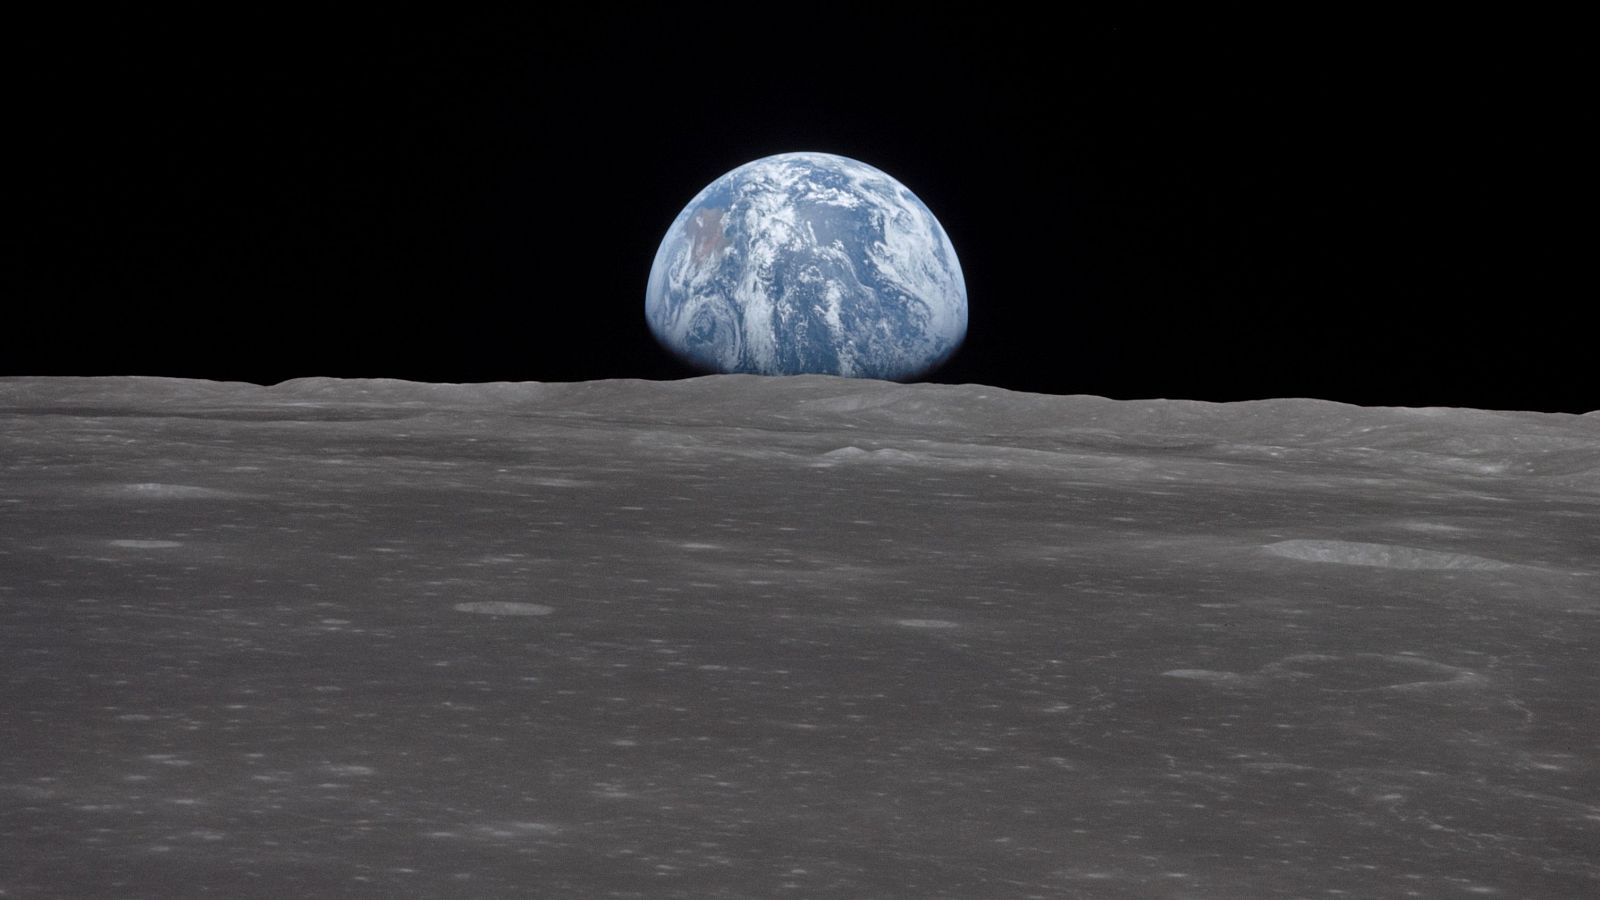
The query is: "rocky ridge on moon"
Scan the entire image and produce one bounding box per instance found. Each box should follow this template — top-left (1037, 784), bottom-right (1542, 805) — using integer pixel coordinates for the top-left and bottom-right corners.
top-left (1, 375), bottom-right (1597, 898)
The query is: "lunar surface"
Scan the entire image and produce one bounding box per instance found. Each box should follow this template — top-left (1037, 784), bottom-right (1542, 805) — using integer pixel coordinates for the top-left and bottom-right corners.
top-left (2, 375), bottom-right (1597, 898)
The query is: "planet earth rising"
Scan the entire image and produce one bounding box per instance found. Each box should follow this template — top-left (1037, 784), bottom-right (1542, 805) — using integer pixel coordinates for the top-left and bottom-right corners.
top-left (646, 152), bottom-right (967, 380)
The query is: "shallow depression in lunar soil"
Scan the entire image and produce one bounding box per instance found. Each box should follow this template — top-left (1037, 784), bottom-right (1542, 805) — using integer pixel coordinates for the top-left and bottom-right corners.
top-left (1, 374), bottom-right (1598, 899)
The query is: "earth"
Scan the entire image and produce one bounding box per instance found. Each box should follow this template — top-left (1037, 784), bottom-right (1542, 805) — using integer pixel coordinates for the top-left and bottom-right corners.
top-left (646, 152), bottom-right (967, 380)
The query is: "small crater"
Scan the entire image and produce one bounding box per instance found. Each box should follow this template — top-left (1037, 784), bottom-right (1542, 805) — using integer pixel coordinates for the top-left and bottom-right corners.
top-left (1263, 653), bottom-right (1483, 692)
top-left (108, 483), bottom-right (233, 499)
top-left (1162, 669), bottom-right (1248, 685)
top-left (322, 764), bottom-right (376, 777)
top-left (1166, 654), bottom-right (1485, 694)
top-left (453, 601), bottom-right (554, 616)
top-left (894, 618), bottom-right (959, 629)
top-left (108, 539), bottom-right (183, 549)
top-left (527, 477), bottom-right (589, 489)
top-left (1392, 521), bottom-right (1468, 533)
top-left (473, 820), bottom-right (559, 839)
top-left (1263, 540), bottom-right (1510, 570)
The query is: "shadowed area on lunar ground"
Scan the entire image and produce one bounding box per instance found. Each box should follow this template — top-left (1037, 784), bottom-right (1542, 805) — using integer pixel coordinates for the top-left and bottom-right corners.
top-left (2, 375), bottom-right (1598, 898)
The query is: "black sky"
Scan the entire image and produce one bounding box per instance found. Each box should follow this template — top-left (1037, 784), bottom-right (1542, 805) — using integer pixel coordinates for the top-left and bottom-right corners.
top-left (14, 11), bottom-right (1591, 412)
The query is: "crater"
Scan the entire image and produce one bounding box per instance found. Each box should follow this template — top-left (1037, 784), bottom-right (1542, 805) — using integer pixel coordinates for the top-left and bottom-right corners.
top-left (1391, 521), bottom-right (1468, 533)
top-left (107, 539), bottom-right (183, 549)
top-left (452, 602), bottom-right (554, 617)
top-left (96, 483), bottom-right (235, 499)
top-left (1162, 669), bottom-right (1249, 685)
top-left (1164, 654), bottom-right (1485, 693)
top-left (893, 619), bottom-right (959, 629)
top-left (1263, 540), bottom-right (1510, 570)
top-left (1262, 653), bottom-right (1484, 692)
